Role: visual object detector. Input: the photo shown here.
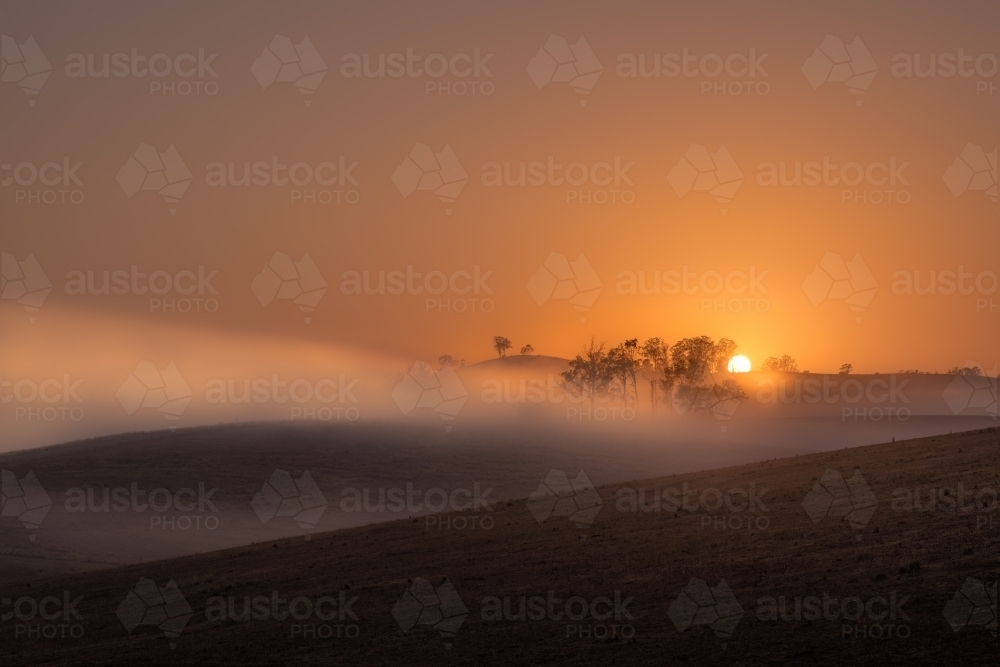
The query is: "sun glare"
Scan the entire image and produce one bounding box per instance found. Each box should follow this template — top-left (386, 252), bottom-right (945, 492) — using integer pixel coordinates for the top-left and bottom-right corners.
top-left (728, 355), bottom-right (751, 373)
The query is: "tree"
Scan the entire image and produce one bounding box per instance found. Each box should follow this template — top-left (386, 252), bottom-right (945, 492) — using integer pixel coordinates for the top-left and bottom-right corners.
top-left (606, 338), bottom-right (640, 405)
top-left (663, 337), bottom-right (739, 384)
top-left (711, 338), bottom-right (737, 373)
top-left (662, 336), bottom-right (747, 417)
top-left (438, 355), bottom-right (455, 369)
top-left (561, 338), bottom-right (613, 405)
top-left (493, 336), bottom-right (512, 358)
top-left (605, 347), bottom-right (628, 405)
top-left (762, 355), bottom-right (799, 372)
top-left (948, 365), bottom-right (982, 376)
top-left (520, 344), bottom-right (534, 355)
top-left (839, 363), bottom-right (853, 375)
top-left (662, 336), bottom-right (716, 396)
top-left (620, 339), bottom-right (640, 400)
top-left (640, 338), bottom-right (668, 412)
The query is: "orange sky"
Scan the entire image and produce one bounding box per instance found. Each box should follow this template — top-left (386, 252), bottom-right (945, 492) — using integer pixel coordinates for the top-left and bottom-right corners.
top-left (1, 0), bottom-right (997, 448)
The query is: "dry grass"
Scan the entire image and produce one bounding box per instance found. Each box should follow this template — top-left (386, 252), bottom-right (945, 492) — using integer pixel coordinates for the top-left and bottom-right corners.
top-left (5, 427), bottom-right (998, 666)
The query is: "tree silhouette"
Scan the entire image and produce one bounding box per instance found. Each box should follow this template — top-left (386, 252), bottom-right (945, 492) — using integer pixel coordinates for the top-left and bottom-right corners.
top-left (839, 363), bottom-right (853, 375)
top-left (438, 355), bottom-right (456, 369)
top-left (640, 338), bottom-right (668, 413)
top-left (606, 339), bottom-right (640, 405)
top-left (520, 344), bottom-right (534, 355)
top-left (561, 338), bottom-right (612, 405)
top-left (762, 355), bottom-right (799, 372)
top-left (662, 336), bottom-right (747, 417)
top-left (711, 338), bottom-right (737, 373)
top-left (493, 336), bottom-right (512, 358)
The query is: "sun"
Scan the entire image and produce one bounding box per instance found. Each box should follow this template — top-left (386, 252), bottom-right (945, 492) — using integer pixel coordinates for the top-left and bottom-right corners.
top-left (727, 355), bottom-right (751, 373)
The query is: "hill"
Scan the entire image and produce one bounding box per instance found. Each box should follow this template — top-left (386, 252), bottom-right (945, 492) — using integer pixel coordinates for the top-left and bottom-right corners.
top-left (5, 427), bottom-right (997, 666)
top-left (0, 420), bottom-right (805, 582)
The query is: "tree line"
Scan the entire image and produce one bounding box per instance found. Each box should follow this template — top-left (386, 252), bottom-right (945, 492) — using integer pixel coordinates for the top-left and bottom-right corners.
top-left (559, 336), bottom-right (748, 416)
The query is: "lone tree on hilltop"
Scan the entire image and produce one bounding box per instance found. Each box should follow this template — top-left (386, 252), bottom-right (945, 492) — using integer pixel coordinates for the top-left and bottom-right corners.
top-left (493, 336), bottom-right (512, 358)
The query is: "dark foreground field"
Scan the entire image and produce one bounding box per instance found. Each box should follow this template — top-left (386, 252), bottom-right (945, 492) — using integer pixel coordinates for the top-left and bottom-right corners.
top-left (4, 427), bottom-right (998, 666)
